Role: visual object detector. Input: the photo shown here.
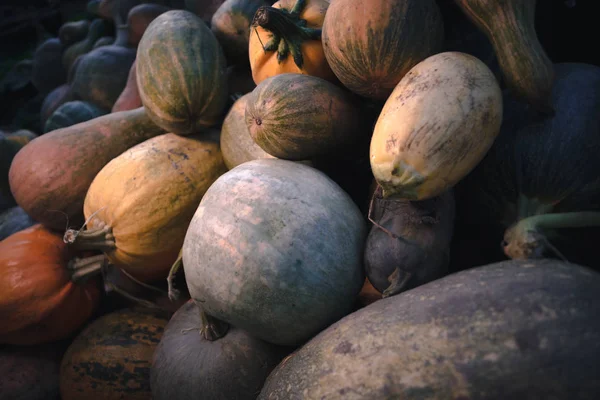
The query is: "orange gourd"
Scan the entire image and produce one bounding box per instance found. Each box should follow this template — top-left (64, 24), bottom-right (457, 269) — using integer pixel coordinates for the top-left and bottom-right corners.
top-left (0, 225), bottom-right (101, 345)
top-left (248, 0), bottom-right (336, 85)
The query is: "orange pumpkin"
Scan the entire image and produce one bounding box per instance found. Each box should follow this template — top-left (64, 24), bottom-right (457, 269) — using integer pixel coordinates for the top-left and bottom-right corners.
top-left (248, 0), bottom-right (336, 85)
top-left (0, 225), bottom-right (102, 345)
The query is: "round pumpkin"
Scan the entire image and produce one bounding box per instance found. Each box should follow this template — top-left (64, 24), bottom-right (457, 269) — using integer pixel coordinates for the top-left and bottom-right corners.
top-left (59, 307), bottom-right (169, 400)
top-left (150, 300), bottom-right (290, 400)
top-left (259, 259), bottom-right (600, 399)
top-left (182, 159), bottom-right (367, 346)
top-left (72, 45), bottom-right (136, 110)
top-left (44, 100), bottom-right (107, 133)
top-left (69, 133), bottom-right (227, 282)
top-left (136, 10), bottom-right (229, 135)
top-left (370, 51), bottom-right (503, 201)
top-left (249, 0), bottom-right (336, 85)
top-left (321, 0), bottom-right (444, 100)
top-left (0, 225), bottom-right (101, 345)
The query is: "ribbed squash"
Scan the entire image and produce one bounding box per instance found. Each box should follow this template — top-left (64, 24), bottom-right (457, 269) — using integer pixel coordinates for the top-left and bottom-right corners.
top-left (249, 0), bottom-right (336, 85)
top-left (9, 108), bottom-right (166, 231)
top-left (370, 52), bottom-right (502, 201)
top-left (60, 307), bottom-right (169, 400)
top-left (454, 0), bottom-right (554, 114)
top-left (221, 93), bottom-right (275, 169)
top-left (245, 73), bottom-right (363, 160)
top-left (67, 133), bottom-right (227, 282)
top-left (211, 0), bottom-right (267, 65)
top-left (322, 0), bottom-right (444, 100)
top-left (0, 225), bottom-right (101, 346)
top-left (136, 10), bottom-right (229, 135)
top-left (44, 100), bottom-right (107, 133)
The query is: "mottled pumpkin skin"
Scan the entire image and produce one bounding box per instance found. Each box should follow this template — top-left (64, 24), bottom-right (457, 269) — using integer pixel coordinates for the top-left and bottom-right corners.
top-left (9, 108), bottom-right (165, 231)
top-left (249, 0), bottom-right (336, 84)
top-left (322, 0), bottom-right (444, 100)
top-left (245, 73), bottom-right (363, 160)
top-left (221, 93), bottom-right (275, 169)
top-left (211, 0), bottom-right (268, 65)
top-left (0, 225), bottom-right (101, 346)
top-left (370, 52), bottom-right (502, 201)
top-left (59, 307), bottom-right (169, 400)
top-left (259, 259), bottom-right (600, 399)
top-left (82, 133), bottom-right (227, 282)
top-left (183, 159), bottom-right (367, 346)
top-left (136, 10), bottom-right (229, 135)
top-left (151, 300), bottom-right (290, 400)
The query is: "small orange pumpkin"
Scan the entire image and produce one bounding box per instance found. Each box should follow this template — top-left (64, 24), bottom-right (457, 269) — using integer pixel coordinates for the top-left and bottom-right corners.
top-left (0, 225), bottom-right (102, 345)
top-left (248, 0), bottom-right (336, 85)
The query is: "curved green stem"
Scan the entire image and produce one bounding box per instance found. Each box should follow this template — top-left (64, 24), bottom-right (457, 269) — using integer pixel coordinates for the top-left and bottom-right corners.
top-left (252, 1), bottom-right (321, 69)
top-left (503, 211), bottom-right (600, 260)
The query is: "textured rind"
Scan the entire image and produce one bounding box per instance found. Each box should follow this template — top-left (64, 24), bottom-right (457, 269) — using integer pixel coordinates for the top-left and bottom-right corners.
top-left (151, 300), bottom-right (289, 400)
top-left (322, 0), bottom-right (444, 100)
top-left (59, 307), bottom-right (169, 400)
top-left (8, 107), bottom-right (166, 231)
top-left (245, 73), bottom-right (363, 160)
top-left (221, 93), bottom-right (275, 169)
top-left (182, 159), bottom-right (367, 346)
top-left (82, 132), bottom-right (228, 282)
top-left (370, 51), bottom-right (502, 201)
top-left (136, 10), bottom-right (229, 135)
top-left (259, 259), bottom-right (600, 400)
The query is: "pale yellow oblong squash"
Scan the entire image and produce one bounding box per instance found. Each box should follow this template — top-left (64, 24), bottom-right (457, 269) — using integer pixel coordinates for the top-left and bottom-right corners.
top-left (370, 51), bottom-right (502, 201)
top-left (70, 133), bottom-right (228, 282)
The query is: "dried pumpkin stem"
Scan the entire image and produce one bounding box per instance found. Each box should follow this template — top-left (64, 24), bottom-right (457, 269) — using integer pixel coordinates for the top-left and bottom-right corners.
top-left (68, 254), bottom-right (106, 283)
top-left (252, 2), bottom-right (321, 69)
top-left (167, 250), bottom-right (183, 301)
top-left (181, 301), bottom-right (229, 341)
top-left (66, 225), bottom-right (116, 252)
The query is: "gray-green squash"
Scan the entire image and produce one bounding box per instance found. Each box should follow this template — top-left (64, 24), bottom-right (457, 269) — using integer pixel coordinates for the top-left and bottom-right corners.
top-left (182, 159), bottom-right (367, 346)
top-left (259, 259), bottom-right (600, 399)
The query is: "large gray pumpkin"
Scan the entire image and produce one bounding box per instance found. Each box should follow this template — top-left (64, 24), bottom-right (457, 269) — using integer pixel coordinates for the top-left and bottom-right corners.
top-left (259, 259), bottom-right (600, 399)
top-left (182, 159), bottom-right (367, 346)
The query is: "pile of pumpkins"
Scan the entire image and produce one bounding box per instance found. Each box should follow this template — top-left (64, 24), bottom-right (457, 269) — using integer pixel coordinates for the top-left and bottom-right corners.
top-left (2, 0), bottom-right (600, 399)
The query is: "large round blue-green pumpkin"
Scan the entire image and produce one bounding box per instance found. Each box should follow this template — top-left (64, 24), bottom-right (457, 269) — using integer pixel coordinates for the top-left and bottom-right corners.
top-left (182, 159), bottom-right (367, 346)
top-left (136, 10), bottom-right (229, 135)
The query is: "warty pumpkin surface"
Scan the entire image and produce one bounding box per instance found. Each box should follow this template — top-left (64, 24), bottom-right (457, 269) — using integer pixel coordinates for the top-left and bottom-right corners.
top-left (249, 0), bottom-right (336, 85)
top-left (0, 224), bottom-right (101, 346)
top-left (136, 10), bottom-right (229, 135)
top-left (69, 133), bottom-right (228, 282)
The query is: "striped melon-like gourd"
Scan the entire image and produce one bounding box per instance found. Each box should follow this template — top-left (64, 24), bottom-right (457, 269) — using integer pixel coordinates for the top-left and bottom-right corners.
top-left (136, 10), bottom-right (229, 135)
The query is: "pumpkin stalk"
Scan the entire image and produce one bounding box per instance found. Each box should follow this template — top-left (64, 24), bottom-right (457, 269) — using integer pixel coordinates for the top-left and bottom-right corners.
top-left (167, 250), bottom-right (183, 301)
top-left (68, 254), bottom-right (106, 283)
top-left (503, 212), bottom-right (600, 260)
top-left (252, 2), bottom-right (321, 69)
top-left (65, 224), bottom-right (117, 252)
